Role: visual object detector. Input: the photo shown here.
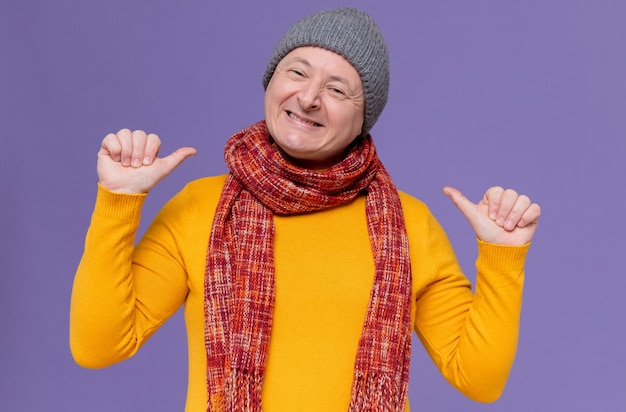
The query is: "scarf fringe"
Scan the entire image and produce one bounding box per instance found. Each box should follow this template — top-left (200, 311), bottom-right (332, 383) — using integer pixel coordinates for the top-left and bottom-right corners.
top-left (208, 369), bottom-right (264, 412)
top-left (348, 372), bottom-right (407, 412)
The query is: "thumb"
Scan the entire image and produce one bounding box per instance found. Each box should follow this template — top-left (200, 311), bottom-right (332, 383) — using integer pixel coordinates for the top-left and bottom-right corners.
top-left (159, 147), bottom-right (197, 175)
top-left (442, 186), bottom-right (477, 221)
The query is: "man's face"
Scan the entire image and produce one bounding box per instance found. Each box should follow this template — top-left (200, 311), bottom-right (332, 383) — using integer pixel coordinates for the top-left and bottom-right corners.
top-left (264, 46), bottom-right (365, 169)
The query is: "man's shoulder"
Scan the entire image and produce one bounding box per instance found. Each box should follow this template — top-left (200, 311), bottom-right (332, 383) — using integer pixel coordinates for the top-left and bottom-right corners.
top-left (175, 174), bottom-right (229, 210)
top-left (397, 190), bottom-right (430, 216)
top-left (186, 174), bottom-right (229, 192)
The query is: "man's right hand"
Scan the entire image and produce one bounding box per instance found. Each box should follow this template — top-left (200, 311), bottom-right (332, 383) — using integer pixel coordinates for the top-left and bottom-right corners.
top-left (97, 129), bottom-right (197, 194)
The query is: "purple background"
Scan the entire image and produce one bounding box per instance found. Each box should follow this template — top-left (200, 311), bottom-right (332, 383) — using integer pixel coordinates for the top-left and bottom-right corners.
top-left (1, 1), bottom-right (624, 411)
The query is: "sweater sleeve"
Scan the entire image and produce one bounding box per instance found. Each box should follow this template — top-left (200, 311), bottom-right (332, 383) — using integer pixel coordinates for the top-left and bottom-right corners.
top-left (410, 207), bottom-right (528, 403)
top-left (70, 184), bottom-right (191, 368)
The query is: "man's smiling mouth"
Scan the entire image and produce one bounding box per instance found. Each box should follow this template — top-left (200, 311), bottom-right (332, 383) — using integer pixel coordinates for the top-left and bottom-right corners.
top-left (287, 111), bottom-right (323, 127)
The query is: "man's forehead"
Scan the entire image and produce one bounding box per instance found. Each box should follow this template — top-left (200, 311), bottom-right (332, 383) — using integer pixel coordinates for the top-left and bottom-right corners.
top-left (280, 47), bottom-right (361, 82)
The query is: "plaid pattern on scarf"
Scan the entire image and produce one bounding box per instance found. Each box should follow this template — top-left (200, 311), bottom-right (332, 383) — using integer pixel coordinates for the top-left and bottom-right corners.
top-left (205, 121), bottom-right (412, 411)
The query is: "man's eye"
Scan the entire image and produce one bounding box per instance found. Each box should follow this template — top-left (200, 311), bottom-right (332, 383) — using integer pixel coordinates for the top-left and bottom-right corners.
top-left (327, 87), bottom-right (347, 98)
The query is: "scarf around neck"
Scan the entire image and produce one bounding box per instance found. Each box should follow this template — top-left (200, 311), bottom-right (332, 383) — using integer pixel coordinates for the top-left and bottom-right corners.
top-left (204, 121), bottom-right (412, 411)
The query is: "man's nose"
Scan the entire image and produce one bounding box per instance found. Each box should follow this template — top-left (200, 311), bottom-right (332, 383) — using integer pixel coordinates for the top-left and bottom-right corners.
top-left (297, 81), bottom-right (322, 110)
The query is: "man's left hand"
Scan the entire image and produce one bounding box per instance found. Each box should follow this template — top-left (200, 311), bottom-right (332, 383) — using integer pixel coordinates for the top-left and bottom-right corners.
top-left (443, 186), bottom-right (541, 246)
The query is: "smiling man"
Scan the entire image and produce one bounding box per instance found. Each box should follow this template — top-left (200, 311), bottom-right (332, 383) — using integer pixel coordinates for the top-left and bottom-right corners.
top-left (263, 47), bottom-right (365, 169)
top-left (71, 8), bottom-right (541, 411)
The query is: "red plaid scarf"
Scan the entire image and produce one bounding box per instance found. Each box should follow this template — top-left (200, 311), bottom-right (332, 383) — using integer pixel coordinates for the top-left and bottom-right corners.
top-left (205, 121), bottom-right (412, 411)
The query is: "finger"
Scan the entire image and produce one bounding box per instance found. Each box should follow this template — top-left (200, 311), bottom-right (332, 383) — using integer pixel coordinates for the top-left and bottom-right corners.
top-left (518, 202), bottom-right (542, 228)
top-left (143, 133), bottom-right (162, 165)
top-left (116, 128), bottom-right (134, 167)
top-left (502, 194), bottom-right (531, 231)
top-left (130, 130), bottom-right (148, 168)
top-left (100, 132), bottom-right (122, 162)
top-left (483, 186), bottom-right (504, 221)
top-left (493, 188), bottom-right (518, 228)
top-left (442, 186), bottom-right (476, 221)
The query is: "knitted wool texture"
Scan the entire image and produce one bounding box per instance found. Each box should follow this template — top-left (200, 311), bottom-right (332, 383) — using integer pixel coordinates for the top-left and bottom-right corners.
top-left (262, 7), bottom-right (390, 137)
top-left (204, 121), bottom-right (413, 411)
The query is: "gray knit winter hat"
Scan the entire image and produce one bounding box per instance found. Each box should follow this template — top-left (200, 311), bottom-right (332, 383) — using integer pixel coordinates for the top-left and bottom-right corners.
top-left (262, 8), bottom-right (390, 136)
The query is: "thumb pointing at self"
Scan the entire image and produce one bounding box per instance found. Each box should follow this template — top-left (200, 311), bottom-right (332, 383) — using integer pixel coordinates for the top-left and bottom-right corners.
top-left (442, 186), bottom-right (495, 243)
top-left (442, 186), bottom-right (478, 222)
top-left (442, 185), bottom-right (541, 246)
top-left (160, 147), bottom-right (198, 175)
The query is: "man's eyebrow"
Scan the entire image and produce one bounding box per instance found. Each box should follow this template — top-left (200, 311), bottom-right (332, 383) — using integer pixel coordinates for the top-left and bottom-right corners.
top-left (284, 56), bottom-right (312, 67)
top-left (283, 56), bottom-right (356, 87)
top-left (328, 74), bottom-right (353, 86)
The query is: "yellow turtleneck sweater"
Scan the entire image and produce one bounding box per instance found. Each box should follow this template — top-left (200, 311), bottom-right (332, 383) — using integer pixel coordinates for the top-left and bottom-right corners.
top-left (70, 175), bottom-right (528, 411)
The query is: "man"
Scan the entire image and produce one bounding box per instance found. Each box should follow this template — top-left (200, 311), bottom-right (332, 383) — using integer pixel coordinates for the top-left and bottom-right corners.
top-left (71, 8), bottom-right (541, 411)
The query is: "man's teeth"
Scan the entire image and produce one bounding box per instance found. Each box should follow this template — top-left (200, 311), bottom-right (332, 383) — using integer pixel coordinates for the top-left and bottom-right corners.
top-left (288, 112), bottom-right (320, 127)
